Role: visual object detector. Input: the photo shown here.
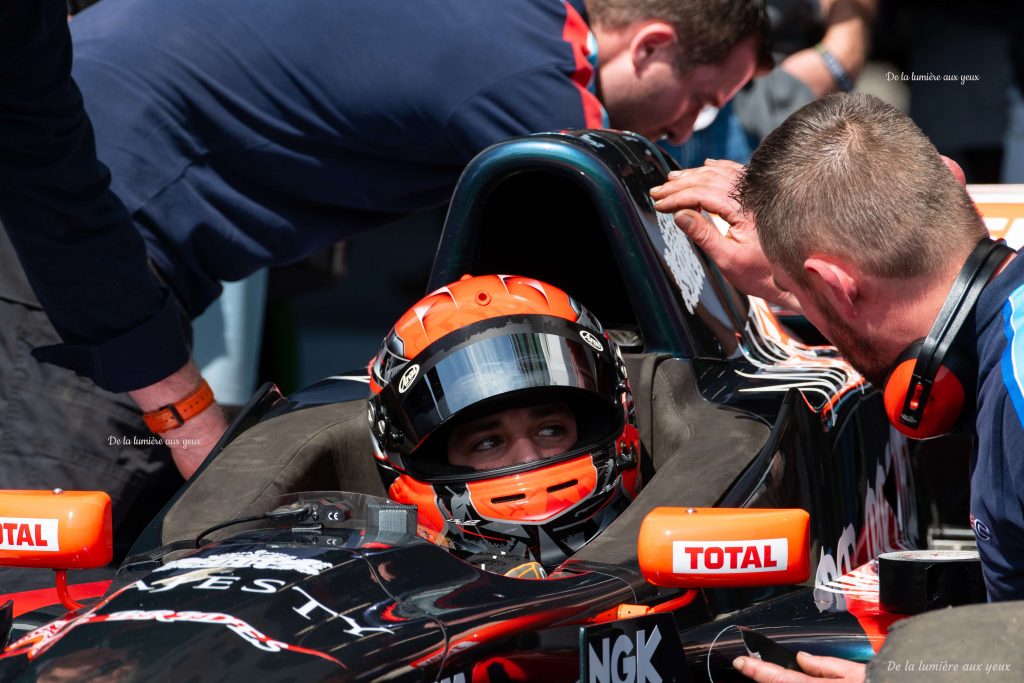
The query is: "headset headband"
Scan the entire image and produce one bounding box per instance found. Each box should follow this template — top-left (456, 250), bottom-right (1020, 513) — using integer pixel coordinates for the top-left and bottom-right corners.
top-left (900, 237), bottom-right (1014, 428)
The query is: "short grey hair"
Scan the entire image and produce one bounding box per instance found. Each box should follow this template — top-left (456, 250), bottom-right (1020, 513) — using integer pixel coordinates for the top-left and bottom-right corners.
top-left (738, 93), bottom-right (986, 282)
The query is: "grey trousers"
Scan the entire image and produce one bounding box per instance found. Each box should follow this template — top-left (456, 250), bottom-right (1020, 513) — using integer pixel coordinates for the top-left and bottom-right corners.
top-left (0, 229), bottom-right (181, 592)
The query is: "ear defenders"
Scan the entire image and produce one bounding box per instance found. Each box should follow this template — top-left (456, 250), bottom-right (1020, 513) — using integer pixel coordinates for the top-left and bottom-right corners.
top-left (883, 237), bottom-right (1015, 439)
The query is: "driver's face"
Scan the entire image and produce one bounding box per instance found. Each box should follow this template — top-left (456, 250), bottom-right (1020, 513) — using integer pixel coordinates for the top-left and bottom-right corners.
top-left (446, 402), bottom-right (578, 471)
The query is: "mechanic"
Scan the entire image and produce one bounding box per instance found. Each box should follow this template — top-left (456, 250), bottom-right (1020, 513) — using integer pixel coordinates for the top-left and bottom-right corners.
top-left (0, 0), bottom-right (768, 538)
top-left (651, 92), bottom-right (1024, 683)
top-left (365, 274), bottom-right (645, 573)
top-left (667, 0), bottom-right (876, 167)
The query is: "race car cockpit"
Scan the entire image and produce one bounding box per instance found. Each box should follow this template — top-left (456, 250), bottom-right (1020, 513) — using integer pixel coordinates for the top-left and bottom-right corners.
top-left (136, 130), bottom-right (903, 580)
top-left (144, 131), bottom-right (784, 574)
top-left (0, 130), bottom-right (924, 682)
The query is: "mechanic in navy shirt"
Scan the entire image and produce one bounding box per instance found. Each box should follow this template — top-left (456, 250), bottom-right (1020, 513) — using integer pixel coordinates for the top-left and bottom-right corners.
top-left (0, 0), bottom-right (769, 519)
top-left (652, 93), bottom-right (1024, 682)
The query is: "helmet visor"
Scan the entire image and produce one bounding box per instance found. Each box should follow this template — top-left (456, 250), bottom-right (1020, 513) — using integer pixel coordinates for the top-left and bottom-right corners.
top-left (380, 323), bottom-right (620, 464)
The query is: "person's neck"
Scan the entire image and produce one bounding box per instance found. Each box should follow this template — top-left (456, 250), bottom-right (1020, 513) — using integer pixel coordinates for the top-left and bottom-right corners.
top-left (861, 266), bottom-right (962, 360)
top-left (857, 241), bottom-right (1014, 362)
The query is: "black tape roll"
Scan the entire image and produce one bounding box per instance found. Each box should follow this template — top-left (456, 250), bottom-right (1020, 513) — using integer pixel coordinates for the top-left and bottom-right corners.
top-left (878, 550), bottom-right (986, 615)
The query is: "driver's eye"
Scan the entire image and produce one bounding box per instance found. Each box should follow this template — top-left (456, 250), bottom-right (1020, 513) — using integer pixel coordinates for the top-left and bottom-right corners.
top-left (537, 424), bottom-right (566, 438)
top-left (472, 436), bottom-right (503, 452)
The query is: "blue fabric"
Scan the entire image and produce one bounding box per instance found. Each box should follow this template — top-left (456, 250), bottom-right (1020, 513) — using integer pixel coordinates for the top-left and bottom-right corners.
top-left (69, 0), bottom-right (604, 317)
top-left (661, 102), bottom-right (757, 168)
top-left (972, 249), bottom-right (1024, 600)
top-left (0, 0), bottom-right (189, 392)
top-left (0, 0), bottom-right (604, 391)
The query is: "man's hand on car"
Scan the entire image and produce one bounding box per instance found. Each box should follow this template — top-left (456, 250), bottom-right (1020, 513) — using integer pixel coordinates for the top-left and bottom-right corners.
top-left (649, 159), bottom-right (801, 310)
top-left (734, 652), bottom-right (866, 683)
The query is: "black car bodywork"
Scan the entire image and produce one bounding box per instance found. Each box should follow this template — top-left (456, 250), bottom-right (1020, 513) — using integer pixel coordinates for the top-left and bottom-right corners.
top-left (0, 130), bottom-right (929, 681)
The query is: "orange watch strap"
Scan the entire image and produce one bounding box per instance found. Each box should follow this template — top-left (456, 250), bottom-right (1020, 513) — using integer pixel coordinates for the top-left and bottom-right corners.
top-left (142, 379), bottom-right (215, 433)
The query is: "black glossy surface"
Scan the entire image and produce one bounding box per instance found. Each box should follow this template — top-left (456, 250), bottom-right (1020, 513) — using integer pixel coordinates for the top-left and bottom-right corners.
top-left (1, 501), bottom-right (637, 682)
top-left (3, 131), bottom-right (932, 681)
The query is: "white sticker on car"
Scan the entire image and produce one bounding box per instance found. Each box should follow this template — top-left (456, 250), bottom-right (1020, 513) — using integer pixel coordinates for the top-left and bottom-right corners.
top-left (0, 517), bottom-right (60, 552)
top-left (656, 210), bottom-right (704, 314)
top-left (672, 538), bottom-right (788, 573)
top-left (154, 550), bottom-right (332, 576)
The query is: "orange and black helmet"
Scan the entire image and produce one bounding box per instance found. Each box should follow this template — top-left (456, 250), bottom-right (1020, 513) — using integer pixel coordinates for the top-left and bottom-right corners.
top-left (368, 274), bottom-right (643, 567)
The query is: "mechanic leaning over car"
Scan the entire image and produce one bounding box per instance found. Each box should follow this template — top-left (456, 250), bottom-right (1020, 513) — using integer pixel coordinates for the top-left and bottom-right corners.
top-left (365, 274), bottom-right (646, 576)
top-left (652, 92), bottom-right (1024, 683)
top-left (0, 0), bottom-right (769, 546)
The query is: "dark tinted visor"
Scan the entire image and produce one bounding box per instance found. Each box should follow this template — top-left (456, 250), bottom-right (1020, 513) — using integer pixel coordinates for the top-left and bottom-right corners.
top-left (382, 326), bottom-right (618, 454)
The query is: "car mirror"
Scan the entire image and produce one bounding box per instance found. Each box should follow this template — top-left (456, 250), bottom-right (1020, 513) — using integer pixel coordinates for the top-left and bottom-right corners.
top-left (0, 490), bottom-right (112, 569)
top-left (638, 507), bottom-right (810, 588)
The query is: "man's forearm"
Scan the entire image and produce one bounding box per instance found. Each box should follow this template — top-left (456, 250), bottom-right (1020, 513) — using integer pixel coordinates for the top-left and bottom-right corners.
top-left (781, 0), bottom-right (875, 97)
top-left (129, 360), bottom-right (228, 479)
top-left (0, 0), bottom-right (192, 392)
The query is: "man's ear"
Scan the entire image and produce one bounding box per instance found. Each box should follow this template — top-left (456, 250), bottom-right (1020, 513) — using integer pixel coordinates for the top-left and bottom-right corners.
top-left (940, 155), bottom-right (967, 187)
top-left (629, 21), bottom-right (678, 72)
top-left (804, 257), bottom-right (860, 319)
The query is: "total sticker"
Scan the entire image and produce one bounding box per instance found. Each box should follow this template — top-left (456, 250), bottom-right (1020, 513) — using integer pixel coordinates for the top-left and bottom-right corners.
top-left (0, 518), bottom-right (60, 552)
top-left (672, 538), bottom-right (788, 574)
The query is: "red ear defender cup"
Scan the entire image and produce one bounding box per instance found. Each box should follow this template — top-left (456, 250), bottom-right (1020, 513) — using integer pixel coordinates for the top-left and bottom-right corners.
top-left (882, 237), bottom-right (1014, 439)
top-left (883, 344), bottom-right (966, 439)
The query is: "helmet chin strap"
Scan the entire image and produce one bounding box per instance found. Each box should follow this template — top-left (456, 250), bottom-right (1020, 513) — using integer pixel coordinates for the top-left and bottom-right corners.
top-left (614, 440), bottom-right (639, 470)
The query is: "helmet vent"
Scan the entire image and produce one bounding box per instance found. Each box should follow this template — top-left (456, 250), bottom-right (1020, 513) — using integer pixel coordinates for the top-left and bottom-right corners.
top-left (491, 493), bottom-right (527, 504)
top-left (546, 479), bottom-right (578, 494)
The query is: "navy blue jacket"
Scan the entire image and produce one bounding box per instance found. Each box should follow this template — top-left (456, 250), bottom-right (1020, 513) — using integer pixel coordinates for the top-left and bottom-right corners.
top-left (0, 0), bottom-right (604, 391)
top-left (972, 249), bottom-right (1024, 600)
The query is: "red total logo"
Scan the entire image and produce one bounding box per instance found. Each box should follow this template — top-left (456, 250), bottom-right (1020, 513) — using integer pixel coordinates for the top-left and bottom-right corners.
top-left (0, 517), bottom-right (60, 552)
top-left (672, 538), bottom-right (788, 574)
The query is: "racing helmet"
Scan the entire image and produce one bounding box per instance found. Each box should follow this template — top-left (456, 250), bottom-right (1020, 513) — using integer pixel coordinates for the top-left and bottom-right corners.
top-left (368, 274), bottom-right (643, 567)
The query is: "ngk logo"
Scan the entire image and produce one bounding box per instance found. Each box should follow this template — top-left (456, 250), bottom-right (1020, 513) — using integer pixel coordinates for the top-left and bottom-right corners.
top-left (0, 518), bottom-right (60, 552)
top-left (672, 538), bottom-right (787, 574)
top-left (587, 626), bottom-right (662, 683)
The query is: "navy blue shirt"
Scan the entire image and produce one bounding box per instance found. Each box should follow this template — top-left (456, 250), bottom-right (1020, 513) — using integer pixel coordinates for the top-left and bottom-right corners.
top-left (0, 0), bottom-right (605, 391)
top-left (972, 249), bottom-right (1024, 600)
top-left (0, 0), bottom-right (190, 392)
